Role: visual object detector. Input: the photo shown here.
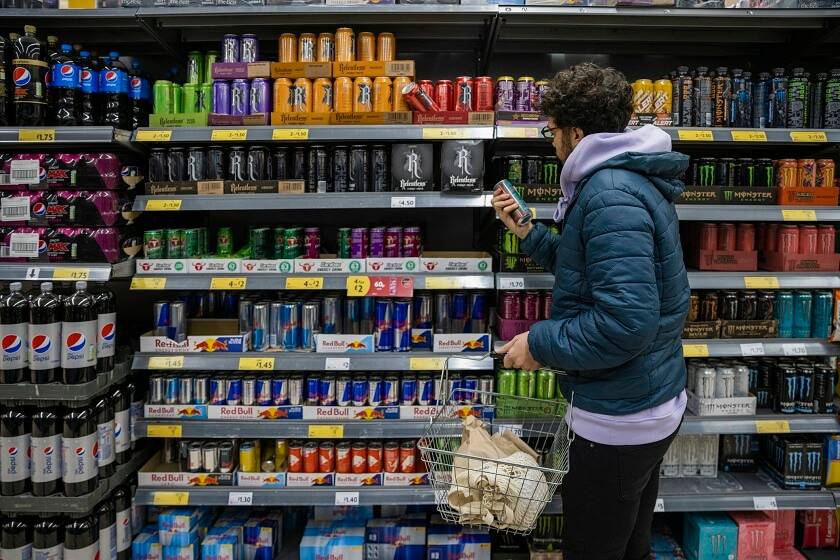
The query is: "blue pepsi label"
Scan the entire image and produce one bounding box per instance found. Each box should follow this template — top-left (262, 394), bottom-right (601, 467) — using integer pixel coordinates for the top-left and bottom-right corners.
top-left (100, 69), bottom-right (127, 94)
top-left (80, 68), bottom-right (98, 94)
top-left (129, 76), bottom-right (143, 100)
top-left (51, 62), bottom-right (80, 89)
top-left (141, 78), bottom-right (152, 101)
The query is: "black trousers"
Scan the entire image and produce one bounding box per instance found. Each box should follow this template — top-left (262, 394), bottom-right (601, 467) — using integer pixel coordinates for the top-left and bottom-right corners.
top-left (560, 427), bottom-right (680, 560)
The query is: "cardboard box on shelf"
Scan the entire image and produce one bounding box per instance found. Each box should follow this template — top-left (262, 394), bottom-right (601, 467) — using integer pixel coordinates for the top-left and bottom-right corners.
top-left (689, 249), bottom-right (759, 272)
top-left (687, 390), bottom-right (757, 416)
top-left (211, 61), bottom-right (272, 80)
top-left (270, 112), bottom-right (332, 126)
top-left (412, 111), bottom-right (495, 126)
top-left (778, 186), bottom-right (840, 206)
top-left (300, 521), bottom-right (365, 560)
top-left (270, 62), bottom-right (332, 79)
top-left (329, 112), bottom-right (413, 126)
top-left (729, 512), bottom-right (775, 560)
top-left (718, 319), bottom-right (777, 339)
top-left (208, 113), bottom-right (270, 126)
top-left (148, 112), bottom-right (209, 128)
top-left (236, 471), bottom-right (287, 488)
top-left (139, 319), bottom-right (249, 353)
top-left (682, 321), bottom-right (720, 339)
top-left (138, 452), bottom-right (235, 487)
top-left (678, 185), bottom-right (777, 206)
top-left (760, 251), bottom-right (840, 272)
top-left (420, 251), bottom-right (493, 273)
top-left (332, 60), bottom-right (415, 78)
top-left (145, 180), bottom-right (305, 196)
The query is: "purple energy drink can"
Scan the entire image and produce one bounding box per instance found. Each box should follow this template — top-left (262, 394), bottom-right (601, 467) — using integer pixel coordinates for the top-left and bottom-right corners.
top-left (394, 299), bottom-right (412, 352)
top-left (495, 78), bottom-right (515, 111)
top-left (400, 375), bottom-right (417, 405)
top-left (255, 377), bottom-right (272, 406)
top-left (231, 79), bottom-right (250, 116)
top-left (369, 227), bottom-right (385, 259)
top-left (241, 34), bottom-right (259, 63)
top-left (402, 227), bottom-right (421, 258)
top-left (337, 376), bottom-right (353, 406)
top-left (226, 376), bottom-right (243, 405)
top-left (382, 376), bottom-right (399, 406)
top-left (352, 378), bottom-right (369, 406)
top-left (451, 292), bottom-right (468, 333)
top-left (350, 227), bottom-right (368, 259)
top-left (271, 377), bottom-right (288, 405)
top-left (209, 377), bottom-right (226, 405)
top-left (374, 299), bottom-right (394, 351)
top-left (212, 80), bottom-right (231, 115)
top-left (418, 375), bottom-right (435, 406)
top-left (303, 227), bottom-right (320, 259)
top-left (222, 34), bottom-right (240, 63)
top-left (384, 227), bottom-right (402, 258)
top-left (515, 78), bottom-right (532, 111)
top-left (249, 78), bottom-right (271, 114)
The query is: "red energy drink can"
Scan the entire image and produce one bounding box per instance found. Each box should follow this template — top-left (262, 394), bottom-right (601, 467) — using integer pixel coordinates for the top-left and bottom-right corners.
top-left (384, 441), bottom-right (399, 473)
top-left (318, 442), bottom-right (335, 473)
top-left (717, 223), bottom-right (736, 251)
top-left (401, 82), bottom-right (440, 113)
top-left (434, 80), bottom-right (453, 111)
top-left (418, 80), bottom-right (434, 98)
top-left (798, 225), bottom-right (818, 254)
top-left (351, 442), bottom-right (367, 474)
top-left (700, 223), bottom-right (718, 251)
top-left (303, 442), bottom-right (318, 473)
top-left (541, 291), bottom-right (552, 320)
top-left (817, 225), bottom-right (835, 254)
top-left (735, 223), bottom-right (755, 251)
top-left (367, 441), bottom-right (383, 472)
top-left (778, 224), bottom-right (800, 254)
top-left (454, 76), bottom-right (474, 112)
top-left (500, 291), bottom-right (521, 320)
top-left (474, 76), bottom-right (494, 111)
top-left (523, 291), bottom-right (540, 321)
top-left (288, 441), bottom-right (303, 473)
top-left (764, 223), bottom-right (779, 252)
top-left (336, 442), bottom-right (351, 473)
top-left (400, 442), bottom-right (416, 473)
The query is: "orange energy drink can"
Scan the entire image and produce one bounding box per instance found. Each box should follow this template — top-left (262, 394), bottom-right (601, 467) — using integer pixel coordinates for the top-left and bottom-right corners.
top-left (354, 76), bottom-right (373, 112)
top-left (288, 440), bottom-right (302, 472)
top-left (313, 78), bottom-right (333, 112)
top-left (653, 78), bottom-right (673, 114)
top-left (357, 32), bottom-right (375, 62)
top-left (335, 27), bottom-right (355, 62)
top-left (334, 77), bottom-right (354, 112)
top-left (351, 442), bottom-right (367, 474)
top-left (373, 76), bottom-right (392, 112)
top-left (367, 441), bottom-right (382, 473)
top-left (817, 159), bottom-right (836, 188)
top-left (384, 441), bottom-right (399, 473)
top-left (303, 442), bottom-right (318, 473)
top-left (293, 78), bottom-right (313, 112)
top-left (392, 76), bottom-right (411, 111)
top-left (317, 33), bottom-right (335, 62)
top-left (377, 32), bottom-right (396, 62)
top-left (777, 159), bottom-right (798, 188)
top-left (298, 33), bottom-right (316, 63)
top-left (632, 79), bottom-right (654, 113)
top-left (318, 442), bottom-right (335, 473)
top-left (279, 33), bottom-right (297, 63)
top-left (336, 441), bottom-right (351, 473)
top-left (273, 78), bottom-right (293, 112)
top-left (798, 159), bottom-right (817, 188)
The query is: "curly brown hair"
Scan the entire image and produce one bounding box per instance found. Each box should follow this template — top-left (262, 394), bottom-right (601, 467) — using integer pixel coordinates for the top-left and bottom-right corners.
top-left (540, 63), bottom-right (633, 135)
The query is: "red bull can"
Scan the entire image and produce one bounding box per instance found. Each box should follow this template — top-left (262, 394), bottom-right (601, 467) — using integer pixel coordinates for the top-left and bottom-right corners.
top-left (305, 375), bottom-right (320, 405)
top-left (448, 374), bottom-right (462, 404)
top-left (321, 295), bottom-right (341, 335)
top-left (271, 376), bottom-right (289, 405)
top-left (153, 302), bottom-right (170, 336)
top-left (462, 376), bottom-right (479, 404)
top-left (383, 375), bottom-right (400, 405)
top-left (280, 302), bottom-right (300, 350)
top-left (149, 375), bottom-right (165, 404)
top-left (352, 377), bottom-right (369, 406)
top-left (242, 378), bottom-right (256, 406)
top-left (368, 375), bottom-right (384, 405)
top-left (226, 376), bottom-right (243, 405)
top-left (400, 375), bottom-right (417, 405)
top-left (451, 292), bottom-right (469, 333)
top-left (418, 375), bottom-right (435, 406)
top-left (413, 292), bottom-right (433, 329)
top-left (178, 377), bottom-right (193, 405)
top-left (343, 298), bottom-right (360, 335)
top-left (434, 293), bottom-right (450, 334)
top-left (394, 299), bottom-right (413, 352)
top-left (468, 292), bottom-right (487, 333)
top-left (337, 376), bottom-right (353, 406)
top-left (301, 302), bottom-right (320, 352)
top-left (193, 375), bottom-right (209, 405)
top-left (252, 302), bottom-right (269, 351)
top-left (164, 376), bottom-right (179, 404)
top-left (374, 299), bottom-right (394, 351)
top-left (288, 375), bottom-right (304, 406)
top-left (319, 375), bottom-right (337, 406)
top-left (209, 376), bottom-right (226, 405)
top-left (255, 377), bottom-right (272, 406)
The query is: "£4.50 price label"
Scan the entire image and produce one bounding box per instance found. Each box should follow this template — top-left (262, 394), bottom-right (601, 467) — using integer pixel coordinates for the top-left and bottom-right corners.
top-left (210, 277), bottom-right (247, 290)
top-left (391, 196), bottom-right (416, 209)
top-left (238, 357), bottom-right (275, 371)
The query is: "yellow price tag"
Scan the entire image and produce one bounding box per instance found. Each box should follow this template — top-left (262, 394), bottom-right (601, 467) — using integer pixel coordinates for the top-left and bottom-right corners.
top-left (18, 129), bottom-right (56, 142)
top-left (131, 277), bottom-right (167, 290)
top-left (272, 128), bottom-right (309, 140)
top-left (153, 492), bottom-right (189, 506)
top-left (782, 209), bottom-right (817, 222)
top-left (346, 276), bottom-right (371, 296)
top-left (145, 199), bottom-right (182, 211)
top-left (677, 130), bottom-right (714, 141)
top-left (731, 130), bottom-right (767, 142)
top-left (409, 357), bottom-right (446, 371)
top-left (135, 130), bottom-right (172, 142)
top-left (285, 277), bottom-right (324, 290)
top-left (744, 277), bottom-right (780, 289)
top-left (210, 129), bottom-right (247, 141)
top-left (52, 267), bottom-right (89, 281)
top-left (148, 355), bottom-right (184, 369)
top-left (682, 344), bottom-right (710, 358)
top-left (210, 277), bottom-right (247, 290)
top-left (147, 424), bottom-right (182, 438)
top-left (499, 127), bottom-right (540, 139)
top-left (422, 128), bottom-right (468, 140)
top-left (238, 357), bottom-right (275, 371)
top-left (424, 277), bottom-right (461, 289)
top-left (308, 425), bottom-right (344, 438)
top-left (755, 420), bottom-right (791, 434)
top-left (790, 131), bottom-right (828, 142)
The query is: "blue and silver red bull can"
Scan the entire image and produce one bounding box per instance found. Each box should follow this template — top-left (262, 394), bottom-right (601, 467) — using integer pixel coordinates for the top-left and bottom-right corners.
top-left (319, 375), bottom-right (337, 406)
top-left (209, 376), bottom-right (226, 405)
top-left (231, 78), bottom-right (250, 116)
top-left (413, 292), bottom-right (433, 329)
top-left (153, 301), bottom-right (170, 336)
top-left (360, 297), bottom-right (375, 334)
top-left (269, 302), bottom-right (283, 349)
top-left (448, 374), bottom-right (462, 404)
top-left (281, 302), bottom-right (300, 350)
top-left (383, 375), bottom-right (400, 406)
top-left (468, 292), bottom-right (487, 333)
top-left (461, 375), bottom-right (479, 404)
top-left (343, 298), bottom-right (360, 334)
top-left (164, 376), bottom-right (179, 404)
top-left (337, 376), bottom-right (353, 406)
top-left (301, 302), bottom-right (320, 352)
top-left (434, 293), bottom-right (450, 333)
top-left (252, 301), bottom-right (269, 351)
top-left (255, 377), bottom-right (272, 406)
top-left (193, 375), bottom-right (209, 405)
top-left (305, 375), bottom-right (320, 405)
top-left (418, 375), bottom-right (435, 406)
top-left (368, 375), bottom-right (384, 405)
top-left (374, 299), bottom-right (394, 351)
top-left (451, 292), bottom-right (468, 333)
top-left (226, 376), bottom-right (243, 405)
top-left (238, 299), bottom-right (253, 335)
top-left (213, 80), bottom-right (231, 115)
top-left (249, 77), bottom-right (271, 114)
top-left (221, 293), bottom-right (239, 319)
top-left (400, 375), bottom-right (417, 406)
top-left (352, 377), bottom-right (369, 406)
top-left (271, 376), bottom-right (289, 405)
top-left (322, 296), bottom-right (341, 334)
top-left (393, 299), bottom-right (413, 352)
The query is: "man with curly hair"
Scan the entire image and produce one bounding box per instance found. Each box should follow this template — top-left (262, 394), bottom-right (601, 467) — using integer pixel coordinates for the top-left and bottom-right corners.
top-left (492, 63), bottom-right (690, 560)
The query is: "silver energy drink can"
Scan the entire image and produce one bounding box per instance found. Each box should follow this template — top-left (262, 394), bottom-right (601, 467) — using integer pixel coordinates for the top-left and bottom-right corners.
top-left (149, 375), bottom-right (165, 405)
top-left (242, 378), bottom-right (256, 406)
top-left (179, 376), bottom-right (194, 405)
top-left (252, 302), bottom-right (269, 351)
top-left (288, 375), bottom-right (304, 406)
top-left (301, 302), bottom-right (321, 352)
top-left (187, 442), bottom-right (203, 472)
top-left (269, 302), bottom-right (283, 349)
top-left (495, 179), bottom-right (532, 226)
top-left (193, 375), bottom-right (209, 405)
top-left (169, 301), bottom-right (187, 342)
top-left (202, 442), bottom-right (219, 472)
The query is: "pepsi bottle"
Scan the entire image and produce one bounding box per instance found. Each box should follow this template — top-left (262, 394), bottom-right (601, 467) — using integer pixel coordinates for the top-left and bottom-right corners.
top-left (61, 403), bottom-right (98, 497)
top-left (61, 281), bottom-right (97, 385)
top-left (113, 485), bottom-right (131, 560)
top-left (51, 43), bottom-right (80, 125)
top-left (0, 34), bottom-right (9, 126)
top-left (100, 53), bottom-right (128, 130)
top-left (96, 499), bottom-right (116, 560)
top-left (129, 60), bottom-right (149, 130)
top-left (29, 281), bottom-right (62, 384)
top-left (0, 406), bottom-right (30, 496)
top-left (93, 395), bottom-right (115, 479)
top-left (110, 385), bottom-right (130, 465)
top-left (78, 50), bottom-right (99, 125)
top-left (31, 407), bottom-right (61, 497)
top-left (126, 381), bottom-right (139, 450)
top-left (65, 514), bottom-right (99, 560)
top-left (0, 516), bottom-right (31, 560)
top-left (12, 25), bottom-right (47, 126)
top-left (45, 36), bottom-right (59, 63)
top-left (95, 288), bottom-right (115, 374)
top-left (0, 282), bottom-right (30, 384)
top-left (33, 517), bottom-right (62, 560)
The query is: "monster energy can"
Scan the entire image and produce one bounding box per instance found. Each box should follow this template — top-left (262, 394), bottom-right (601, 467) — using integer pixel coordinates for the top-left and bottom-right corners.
top-left (502, 229), bottom-right (519, 254)
top-left (543, 158), bottom-right (560, 185)
top-left (698, 158), bottom-right (717, 187)
top-left (495, 179), bottom-right (532, 226)
top-left (756, 158), bottom-right (775, 188)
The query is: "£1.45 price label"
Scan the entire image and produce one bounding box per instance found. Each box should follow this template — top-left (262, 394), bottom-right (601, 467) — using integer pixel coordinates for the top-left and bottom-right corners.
top-left (238, 357), bottom-right (275, 371)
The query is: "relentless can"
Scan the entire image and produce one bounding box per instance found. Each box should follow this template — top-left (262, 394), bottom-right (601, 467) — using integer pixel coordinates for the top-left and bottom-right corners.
top-left (494, 179), bottom-right (532, 226)
top-left (454, 76), bottom-right (474, 112)
top-left (279, 33), bottom-right (297, 63)
top-left (317, 33), bottom-right (335, 63)
top-left (241, 34), bottom-right (259, 64)
top-left (230, 79), bottom-right (250, 116)
top-left (435, 80), bottom-right (453, 111)
top-left (349, 146), bottom-right (369, 193)
top-left (335, 28), bottom-right (355, 62)
top-left (401, 82), bottom-right (440, 112)
top-left (377, 32), bottom-right (396, 62)
top-left (313, 78), bottom-right (332, 113)
top-left (153, 80), bottom-right (174, 114)
top-left (354, 77), bottom-right (373, 112)
top-left (373, 77), bottom-right (393, 112)
top-left (292, 78), bottom-right (312, 112)
top-left (475, 76), bottom-right (494, 111)
top-left (393, 76), bottom-right (411, 111)
top-left (222, 34), bottom-right (240, 63)
top-left (334, 77), bottom-right (354, 112)
top-left (250, 78), bottom-right (270, 114)
top-left (298, 33), bottom-right (316, 63)
top-left (357, 32), bottom-right (375, 62)
top-left (273, 78), bottom-right (293, 113)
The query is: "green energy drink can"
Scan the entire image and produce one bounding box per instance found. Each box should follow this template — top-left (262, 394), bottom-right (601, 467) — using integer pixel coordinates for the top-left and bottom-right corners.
top-left (183, 228), bottom-right (202, 258)
top-left (172, 83), bottom-right (184, 114)
top-left (495, 179), bottom-right (532, 226)
top-left (516, 370), bottom-right (536, 398)
top-left (187, 51), bottom-right (204, 85)
top-left (497, 369), bottom-right (517, 396)
top-left (217, 227), bottom-right (234, 257)
top-left (167, 229), bottom-right (185, 259)
top-left (505, 155), bottom-right (524, 184)
top-left (204, 51), bottom-right (219, 85)
top-left (199, 83), bottom-right (213, 113)
top-left (337, 228), bottom-right (351, 258)
top-left (153, 80), bottom-right (173, 114)
top-left (698, 158), bottom-right (716, 187)
top-left (273, 228), bottom-right (286, 259)
top-left (502, 230), bottom-right (519, 255)
top-left (199, 227), bottom-right (208, 255)
top-left (143, 230), bottom-right (165, 259)
top-left (182, 83), bottom-right (200, 114)
top-left (543, 159), bottom-right (560, 185)
top-left (250, 227), bottom-right (271, 259)
top-left (536, 370), bottom-right (556, 400)
top-left (283, 227), bottom-right (302, 259)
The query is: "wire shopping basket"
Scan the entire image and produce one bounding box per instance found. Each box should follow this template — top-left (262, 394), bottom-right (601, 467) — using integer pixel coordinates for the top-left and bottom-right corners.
top-left (417, 353), bottom-right (572, 535)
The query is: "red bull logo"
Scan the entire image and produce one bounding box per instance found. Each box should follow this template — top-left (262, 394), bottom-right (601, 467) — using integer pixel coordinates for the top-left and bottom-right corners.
top-left (462, 339), bottom-right (486, 350)
top-left (187, 474), bottom-right (220, 486)
top-left (177, 407), bottom-right (202, 417)
top-left (257, 408), bottom-right (289, 419)
top-left (193, 338), bottom-right (229, 352)
top-left (346, 340), bottom-right (367, 349)
top-left (408, 475), bottom-right (426, 485)
top-left (411, 333), bottom-right (427, 344)
top-left (354, 408), bottom-right (385, 420)
top-left (311, 475), bottom-right (330, 486)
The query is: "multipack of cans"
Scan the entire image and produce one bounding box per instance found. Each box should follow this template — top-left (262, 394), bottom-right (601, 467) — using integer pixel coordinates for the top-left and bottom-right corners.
top-left (494, 76), bottom-right (550, 113)
top-left (661, 434), bottom-right (719, 479)
top-left (685, 156), bottom-right (835, 189)
top-left (152, 50), bottom-right (217, 115)
top-left (0, 190), bottom-right (122, 226)
top-left (0, 225), bottom-right (128, 263)
top-left (403, 77), bottom-right (494, 113)
top-left (498, 291), bottom-right (553, 321)
top-left (0, 153), bottom-right (130, 190)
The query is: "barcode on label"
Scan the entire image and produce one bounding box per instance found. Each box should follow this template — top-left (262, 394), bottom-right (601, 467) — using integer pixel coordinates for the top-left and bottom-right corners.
top-left (9, 233), bottom-right (39, 258)
top-left (390, 63), bottom-right (413, 75)
top-left (1, 197), bottom-right (31, 222)
top-left (0, 245), bottom-right (9, 258)
top-left (9, 160), bottom-right (41, 185)
top-left (0, 173), bottom-right (10, 186)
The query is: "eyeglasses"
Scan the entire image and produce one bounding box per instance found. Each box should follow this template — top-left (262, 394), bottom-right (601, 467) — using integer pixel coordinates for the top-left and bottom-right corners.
top-left (541, 125), bottom-right (560, 139)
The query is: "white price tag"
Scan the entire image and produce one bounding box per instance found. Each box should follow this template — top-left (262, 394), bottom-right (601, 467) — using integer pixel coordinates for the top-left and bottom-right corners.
top-left (325, 357), bottom-right (351, 371)
top-left (227, 492), bottom-right (253, 506)
top-left (391, 196), bottom-right (416, 209)
top-left (1, 197), bottom-right (30, 222)
top-left (25, 267), bottom-right (40, 280)
top-left (782, 344), bottom-right (808, 357)
top-left (9, 160), bottom-right (41, 185)
top-left (654, 498), bottom-right (665, 513)
top-left (497, 424), bottom-right (523, 437)
top-left (9, 232), bottom-right (39, 258)
top-left (753, 496), bottom-right (778, 510)
top-left (740, 343), bottom-right (765, 357)
top-left (335, 492), bottom-right (360, 506)
top-left (499, 277), bottom-right (526, 290)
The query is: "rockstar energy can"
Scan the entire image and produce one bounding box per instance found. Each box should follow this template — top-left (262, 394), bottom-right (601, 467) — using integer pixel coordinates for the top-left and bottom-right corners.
top-left (632, 79), bottom-right (654, 113)
top-left (313, 78), bottom-right (333, 112)
top-left (653, 78), bottom-right (672, 114)
top-left (354, 76), bottom-right (373, 112)
top-left (373, 76), bottom-right (393, 112)
top-left (392, 76), bottom-right (411, 111)
top-left (273, 78), bottom-right (293, 112)
top-left (292, 78), bottom-right (312, 112)
top-left (334, 77), bottom-right (354, 112)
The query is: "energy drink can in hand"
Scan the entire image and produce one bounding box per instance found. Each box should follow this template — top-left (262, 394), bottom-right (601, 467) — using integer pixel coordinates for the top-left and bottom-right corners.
top-left (494, 179), bottom-right (532, 226)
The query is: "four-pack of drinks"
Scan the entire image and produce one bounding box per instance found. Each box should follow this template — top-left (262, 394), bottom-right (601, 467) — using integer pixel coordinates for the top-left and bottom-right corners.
top-left (0, 225), bottom-right (130, 263)
top-left (761, 223), bottom-right (840, 272)
top-left (0, 153), bottom-right (133, 190)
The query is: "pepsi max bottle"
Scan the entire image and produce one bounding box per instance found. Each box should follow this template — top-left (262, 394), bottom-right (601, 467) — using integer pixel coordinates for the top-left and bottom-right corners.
top-left (0, 282), bottom-right (30, 384)
top-left (61, 403), bottom-right (98, 497)
top-left (61, 281), bottom-right (97, 385)
top-left (33, 518), bottom-right (62, 560)
top-left (110, 385), bottom-right (130, 465)
top-left (93, 395), bottom-right (115, 479)
top-left (12, 25), bottom-right (47, 126)
top-left (79, 50), bottom-right (99, 125)
top-left (0, 406), bottom-right (30, 496)
top-left (65, 514), bottom-right (99, 560)
top-left (113, 485), bottom-right (131, 560)
top-left (96, 499), bottom-right (116, 560)
top-left (95, 288), bottom-right (116, 373)
top-left (29, 281), bottom-right (62, 384)
top-left (31, 407), bottom-right (61, 496)
top-left (0, 34), bottom-right (9, 126)
top-left (0, 516), bottom-right (31, 560)
top-left (129, 60), bottom-right (149, 129)
top-left (100, 53), bottom-right (128, 130)
top-left (51, 43), bottom-right (80, 125)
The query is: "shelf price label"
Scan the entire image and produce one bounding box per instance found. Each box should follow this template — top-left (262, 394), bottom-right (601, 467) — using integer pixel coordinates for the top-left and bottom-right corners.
top-left (498, 277), bottom-right (525, 290)
top-left (325, 357), bottom-right (351, 371)
top-left (25, 267), bottom-right (40, 280)
top-left (273, 128), bottom-right (309, 140)
top-left (653, 499), bottom-right (665, 513)
top-left (782, 343), bottom-right (808, 357)
top-left (131, 277), bottom-right (167, 290)
top-left (210, 277), bottom-right (247, 290)
top-left (309, 425), bottom-right (344, 438)
top-left (409, 357), bottom-right (445, 371)
top-left (755, 420), bottom-right (790, 434)
top-left (682, 344), bottom-right (710, 358)
top-left (18, 129), bottom-right (56, 142)
top-left (677, 129), bottom-right (713, 141)
top-left (496, 424), bottom-right (523, 437)
top-left (781, 209), bottom-right (817, 222)
top-left (135, 130), bottom-right (172, 142)
top-left (753, 497), bottom-right (778, 511)
top-left (790, 131), bottom-right (828, 142)
top-left (285, 277), bottom-right (323, 290)
top-left (145, 199), bottom-right (182, 211)
top-left (228, 492), bottom-right (253, 506)
top-left (335, 491), bottom-right (360, 506)
top-left (731, 130), bottom-right (767, 142)
top-left (147, 424), bottom-right (182, 438)
top-left (498, 127), bottom-right (540, 139)
top-left (744, 276), bottom-right (779, 289)
top-left (148, 355), bottom-right (184, 369)
top-left (422, 128), bottom-right (468, 140)
top-left (740, 343), bottom-right (765, 357)
top-left (346, 276), bottom-right (413, 297)
top-left (238, 357), bottom-right (275, 371)
top-left (391, 196), bottom-right (416, 209)
top-left (153, 491), bottom-right (189, 506)
top-left (211, 129), bottom-right (248, 141)
top-left (52, 267), bottom-right (90, 280)
top-left (424, 276), bottom-right (462, 290)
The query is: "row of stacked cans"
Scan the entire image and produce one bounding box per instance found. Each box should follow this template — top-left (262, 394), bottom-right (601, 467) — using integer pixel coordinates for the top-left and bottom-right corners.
top-left (0, 227), bottom-right (124, 263)
top-left (498, 291), bottom-right (553, 321)
top-left (400, 77), bottom-right (495, 113)
top-left (147, 371), bottom-right (494, 407)
top-left (0, 190), bottom-right (122, 226)
top-left (0, 153), bottom-right (128, 190)
top-left (288, 440), bottom-right (421, 475)
top-left (268, 76), bottom-right (413, 114)
top-left (494, 76), bottom-right (549, 112)
top-left (496, 154), bottom-right (561, 186)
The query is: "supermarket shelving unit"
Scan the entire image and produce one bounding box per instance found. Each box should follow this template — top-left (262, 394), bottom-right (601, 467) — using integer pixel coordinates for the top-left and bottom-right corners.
top-left (0, 358), bottom-right (132, 403)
